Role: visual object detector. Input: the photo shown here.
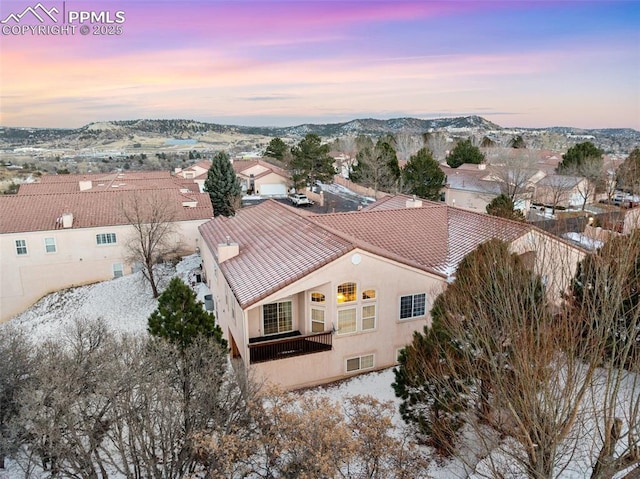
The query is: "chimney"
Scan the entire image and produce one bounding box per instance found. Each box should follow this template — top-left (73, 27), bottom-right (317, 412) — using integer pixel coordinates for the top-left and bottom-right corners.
top-left (217, 236), bottom-right (239, 263)
top-left (405, 195), bottom-right (423, 208)
top-left (79, 180), bottom-right (92, 191)
top-left (61, 212), bottom-right (73, 228)
top-left (477, 163), bottom-right (486, 170)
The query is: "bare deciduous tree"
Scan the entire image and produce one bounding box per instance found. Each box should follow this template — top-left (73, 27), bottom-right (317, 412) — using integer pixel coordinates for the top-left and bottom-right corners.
top-left (13, 320), bottom-right (255, 479)
top-left (121, 191), bottom-right (184, 298)
top-left (394, 132), bottom-right (425, 163)
top-left (486, 149), bottom-right (539, 202)
top-left (423, 131), bottom-right (449, 162)
top-left (195, 389), bottom-right (429, 479)
top-left (0, 326), bottom-right (33, 470)
top-left (534, 174), bottom-right (581, 214)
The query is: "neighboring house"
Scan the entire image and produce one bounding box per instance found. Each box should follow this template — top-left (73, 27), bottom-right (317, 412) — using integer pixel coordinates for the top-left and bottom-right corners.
top-left (174, 160), bottom-right (212, 192)
top-left (330, 152), bottom-right (355, 179)
top-left (441, 163), bottom-right (502, 212)
top-left (232, 159), bottom-right (291, 196)
top-left (198, 194), bottom-right (584, 390)
top-left (441, 163), bottom-right (537, 213)
top-left (0, 172), bottom-right (213, 322)
top-left (175, 158), bottom-right (291, 196)
top-left (533, 175), bottom-right (592, 210)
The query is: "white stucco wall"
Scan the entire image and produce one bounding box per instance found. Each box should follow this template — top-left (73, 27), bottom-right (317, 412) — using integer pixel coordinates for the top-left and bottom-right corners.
top-left (1, 219), bottom-right (207, 322)
top-left (207, 248), bottom-right (445, 390)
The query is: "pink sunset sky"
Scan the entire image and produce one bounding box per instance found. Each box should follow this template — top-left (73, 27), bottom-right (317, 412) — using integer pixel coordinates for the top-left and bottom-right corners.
top-left (1, 0), bottom-right (639, 130)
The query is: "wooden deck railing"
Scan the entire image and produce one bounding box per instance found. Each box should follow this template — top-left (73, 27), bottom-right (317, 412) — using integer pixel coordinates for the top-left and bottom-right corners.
top-left (248, 331), bottom-right (332, 364)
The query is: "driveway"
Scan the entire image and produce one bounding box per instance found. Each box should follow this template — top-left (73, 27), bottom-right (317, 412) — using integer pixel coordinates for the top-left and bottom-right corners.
top-left (243, 183), bottom-right (370, 214)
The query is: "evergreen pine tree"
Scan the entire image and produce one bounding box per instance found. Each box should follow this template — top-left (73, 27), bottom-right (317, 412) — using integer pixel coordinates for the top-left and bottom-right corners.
top-left (556, 141), bottom-right (603, 173)
top-left (148, 277), bottom-right (227, 350)
top-left (264, 137), bottom-right (288, 161)
top-left (486, 194), bottom-right (525, 221)
top-left (446, 139), bottom-right (485, 168)
top-left (290, 134), bottom-right (336, 189)
top-left (204, 152), bottom-right (242, 217)
top-left (402, 147), bottom-right (446, 200)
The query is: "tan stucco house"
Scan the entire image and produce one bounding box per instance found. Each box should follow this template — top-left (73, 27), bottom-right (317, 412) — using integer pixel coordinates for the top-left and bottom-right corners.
top-left (0, 171), bottom-right (213, 322)
top-left (176, 158), bottom-right (290, 196)
top-left (198, 194), bottom-right (584, 390)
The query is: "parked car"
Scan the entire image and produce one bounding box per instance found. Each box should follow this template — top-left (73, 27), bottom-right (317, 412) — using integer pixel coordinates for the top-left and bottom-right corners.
top-left (288, 193), bottom-right (314, 207)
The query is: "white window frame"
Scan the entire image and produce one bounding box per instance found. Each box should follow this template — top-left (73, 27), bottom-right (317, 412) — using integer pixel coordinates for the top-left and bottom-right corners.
top-left (96, 233), bottom-right (117, 245)
top-left (44, 237), bottom-right (57, 253)
top-left (15, 239), bottom-right (27, 255)
top-left (345, 354), bottom-right (375, 373)
top-left (262, 300), bottom-right (293, 336)
top-left (112, 263), bottom-right (124, 278)
top-left (361, 288), bottom-right (377, 331)
top-left (310, 291), bottom-right (326, 333)
top-left (399, 293), bottom-right (426, 320)
top-left (361, 303), bottom-right (376, 331)
top-left (311, 307), bottom-right (325, 333)
top-left (337, 307), bottom-right (357, 335)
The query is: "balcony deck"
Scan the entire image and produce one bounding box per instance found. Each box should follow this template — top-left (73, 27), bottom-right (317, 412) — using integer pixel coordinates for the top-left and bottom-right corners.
top-left (248, 330), bottom-right (332, 364)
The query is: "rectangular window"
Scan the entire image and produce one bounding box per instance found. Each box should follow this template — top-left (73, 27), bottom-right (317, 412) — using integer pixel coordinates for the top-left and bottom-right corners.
top-left (113, 263), bottom-right (124, 278)
top-left (346, 354), bottom-right (374, 372)
top-left (311, 308), bottom-right (325, 333)
top-left (337, 308), bottom-right (357, 334)
top-left (96, 233), bottom-right (117, 245)
top-left (362, 304), bottom-right (376, 330)
top-left (15, 239), bottom-right (27, 255)
top-left (400, 293), bottom-right (426, 320)
top-left (263, 301), bottom-right (293, 335)
top-left (44, 237), bottom-right (56, 253)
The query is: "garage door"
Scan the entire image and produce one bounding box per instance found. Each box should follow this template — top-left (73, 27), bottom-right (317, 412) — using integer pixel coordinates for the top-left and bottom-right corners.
top-left (258, 183), bottom-right (287, 197)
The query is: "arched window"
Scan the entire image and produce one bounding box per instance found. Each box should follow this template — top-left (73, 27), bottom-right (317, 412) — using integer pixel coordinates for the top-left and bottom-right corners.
top-left (311, 292), bottom-right (326, 303)
top-left (362, 289), bottom-right (376, 300)
top-left (337, 282), bottom-right (357, 303)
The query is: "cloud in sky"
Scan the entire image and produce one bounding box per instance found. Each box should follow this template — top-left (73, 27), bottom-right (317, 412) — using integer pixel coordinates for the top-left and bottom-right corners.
top-left (1, 0), bottom-right (638, 129)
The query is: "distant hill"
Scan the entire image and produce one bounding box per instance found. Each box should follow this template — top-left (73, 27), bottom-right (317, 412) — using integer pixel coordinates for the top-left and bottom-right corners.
top-left (1, 116), bottom-right (638, 154)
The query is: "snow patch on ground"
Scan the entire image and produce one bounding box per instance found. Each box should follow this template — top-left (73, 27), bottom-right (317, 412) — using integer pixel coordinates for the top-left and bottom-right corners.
top-left (562, 232), bottom-right (604, 251)
top-left (6, 254), bottom-right (205, 341)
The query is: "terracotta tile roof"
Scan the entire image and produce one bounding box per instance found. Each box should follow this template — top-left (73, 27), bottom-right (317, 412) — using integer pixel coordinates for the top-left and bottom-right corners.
top-left (17, 171), bottom-right (197, 195)
top-left (0, 189), bottom-right (213, 234)
top-left (232, 159), bottom-right (290, 179)
top-left (199, 195), bottom-right (536, 308)
top-left (442, 208), bottom-right (529, 274)
top-left (311, 207), bottom-right (450, 272)
top-left (18, 177), bottom-right (197, 195)
top-left (199, 201), bottom-right (354, 308)
top-left (361, 194), bottom-right (441, 211)
top-left (311, 205), bottom-right (529, 276)
top-left (37, 171), bottom-right (172, 183)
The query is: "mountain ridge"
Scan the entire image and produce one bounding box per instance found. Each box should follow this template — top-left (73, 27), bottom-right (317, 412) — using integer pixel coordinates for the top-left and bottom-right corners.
top-left (1, 115), bottom-right (638, 154)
